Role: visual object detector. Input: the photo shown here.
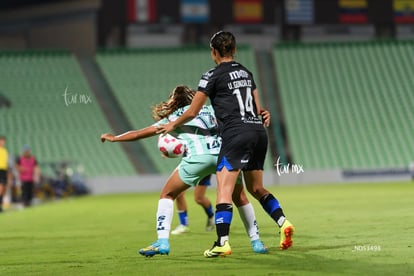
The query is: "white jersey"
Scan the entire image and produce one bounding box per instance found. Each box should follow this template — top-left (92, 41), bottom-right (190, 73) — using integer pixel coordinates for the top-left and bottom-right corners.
top-left (153, 105), bottom-right (221, 157)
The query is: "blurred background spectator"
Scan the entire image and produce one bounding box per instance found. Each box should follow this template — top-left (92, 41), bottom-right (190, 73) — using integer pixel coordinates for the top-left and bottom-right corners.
top-left (15, 145), bottom-right (40, 207)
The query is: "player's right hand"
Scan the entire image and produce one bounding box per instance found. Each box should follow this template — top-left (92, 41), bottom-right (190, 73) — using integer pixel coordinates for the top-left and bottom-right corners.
top-left (261, 109), bottom-right (271, 127)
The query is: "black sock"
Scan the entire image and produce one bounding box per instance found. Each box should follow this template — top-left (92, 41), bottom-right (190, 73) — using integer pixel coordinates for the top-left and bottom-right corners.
top-left (260, 194), bottom-right (286, 227)
top-left (215, 203), bottom-right (233, 245)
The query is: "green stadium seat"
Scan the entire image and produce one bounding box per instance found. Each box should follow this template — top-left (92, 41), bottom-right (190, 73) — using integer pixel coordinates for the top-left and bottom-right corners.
top-left (274, 40), bottom-right (414, 169)
top-left (0, 51), bottom-right (136, 177)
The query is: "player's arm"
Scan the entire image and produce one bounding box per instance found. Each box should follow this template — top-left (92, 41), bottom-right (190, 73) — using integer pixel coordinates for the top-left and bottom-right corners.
top-left (101, 126), bottom-right (159, 143)
top-left (157, 91), bottom-right (208, 134)
top-left (253, 88), bottom-right (271, 127)
top-left (253, 88), bottom-right (262, 114)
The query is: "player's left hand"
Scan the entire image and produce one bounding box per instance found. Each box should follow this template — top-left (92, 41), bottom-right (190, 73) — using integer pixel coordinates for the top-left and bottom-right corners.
top-left (261, 109), bottom-right (271, 127)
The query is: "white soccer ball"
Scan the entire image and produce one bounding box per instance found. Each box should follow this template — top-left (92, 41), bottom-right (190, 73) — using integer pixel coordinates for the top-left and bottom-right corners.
top-left (157, 134), bottom-right (185, 158)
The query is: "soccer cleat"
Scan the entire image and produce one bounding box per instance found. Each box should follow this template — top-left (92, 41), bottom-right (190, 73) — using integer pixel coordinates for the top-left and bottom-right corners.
top-left (205, 217), bottom-right (215, 232)
top-left (251, 239), bottom-right (269, 254)
top-left (203, 241), bottom-right (232, 258)
top-left (171, 224), bottom-right (190, 235)
top-left (138, 239), bottom-right (170, 257)
top-left (280, 219), bottom-right (295, 250)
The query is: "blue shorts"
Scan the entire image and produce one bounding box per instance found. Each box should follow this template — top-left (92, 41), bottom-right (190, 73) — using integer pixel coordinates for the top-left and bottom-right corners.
top-left (198, 175), bottom-right (211, 186)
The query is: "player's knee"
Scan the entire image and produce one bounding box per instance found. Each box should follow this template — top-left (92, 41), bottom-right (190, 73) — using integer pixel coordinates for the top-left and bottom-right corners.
top-left (160, 191), bottom-right (177, 200)
top-left (194, 195), bottom-right (204, 204)
top-left (247, 186), bottom-right (268, 200)
top-left (232, 193), bottom-right (248, 207)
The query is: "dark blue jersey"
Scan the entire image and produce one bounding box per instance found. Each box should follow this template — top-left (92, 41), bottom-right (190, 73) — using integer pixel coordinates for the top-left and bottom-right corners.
top-left (197, 61), bottom-right (263, 133)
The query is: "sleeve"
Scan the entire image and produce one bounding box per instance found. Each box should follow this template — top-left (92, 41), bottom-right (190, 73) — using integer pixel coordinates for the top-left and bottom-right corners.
top-left (197, 69), bottom-right (215, 96)
top-left (251, 77), bottom-right (257, 91)
top-left (249, 69), bottom-right (257, 91)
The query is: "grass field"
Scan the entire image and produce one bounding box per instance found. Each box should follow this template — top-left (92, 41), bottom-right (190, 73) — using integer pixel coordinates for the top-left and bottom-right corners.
top-left (1, 181), bottom-right (413, 275)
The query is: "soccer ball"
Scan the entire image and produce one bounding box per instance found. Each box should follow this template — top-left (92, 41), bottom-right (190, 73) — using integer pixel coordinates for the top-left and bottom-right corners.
top-left (157, 134), bottom-right (185, 158)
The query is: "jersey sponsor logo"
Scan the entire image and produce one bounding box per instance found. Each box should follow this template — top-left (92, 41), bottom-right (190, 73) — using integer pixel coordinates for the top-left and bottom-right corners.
top-left (241, 159), bottom-right (249, 163)
top-left (242, 116), bottom-right (262, 124)
top-left (229, 69), bottom-right (249, 80)
top-left (199, 79), bottom-right (208, 88)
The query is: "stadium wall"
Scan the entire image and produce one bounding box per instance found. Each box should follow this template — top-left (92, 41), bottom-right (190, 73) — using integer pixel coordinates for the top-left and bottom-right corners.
top-left (86, 169), bottom-right (411, 195)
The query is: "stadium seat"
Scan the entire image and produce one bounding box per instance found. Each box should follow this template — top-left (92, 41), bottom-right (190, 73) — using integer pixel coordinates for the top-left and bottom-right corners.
top-left (0, 51), bottom-right (136, 177)
top-left (273, 40), bottom-right (414, 169)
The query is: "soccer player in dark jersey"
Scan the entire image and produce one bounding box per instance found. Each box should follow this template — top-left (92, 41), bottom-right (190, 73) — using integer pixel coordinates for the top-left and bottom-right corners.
top-left (158, 31), bottom-right (294, 257)
top-left (101, 85), bottom-right (269, 257)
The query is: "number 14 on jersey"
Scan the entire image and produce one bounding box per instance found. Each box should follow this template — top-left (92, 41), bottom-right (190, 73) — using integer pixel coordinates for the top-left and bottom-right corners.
top-left (233, 87), bottom-right (255, 118)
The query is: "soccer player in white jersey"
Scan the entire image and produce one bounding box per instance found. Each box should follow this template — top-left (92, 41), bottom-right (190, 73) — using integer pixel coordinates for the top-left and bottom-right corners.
top-left (100, 85), bottom-right (268, 257)
top-left (171, 175), bottom-right (215, 235)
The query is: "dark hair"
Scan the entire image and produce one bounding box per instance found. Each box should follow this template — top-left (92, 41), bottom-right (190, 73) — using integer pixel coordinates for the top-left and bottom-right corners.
top-left (209, 31), bottom-right (236, 58)
top-left (152, 85), bottom-right (195, 121)
top-left (0, 135), bottom-right (5, 140)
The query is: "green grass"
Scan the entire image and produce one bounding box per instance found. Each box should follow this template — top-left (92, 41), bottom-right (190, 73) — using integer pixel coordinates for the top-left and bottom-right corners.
top-left (1, 181), bottom-right (413, 275)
